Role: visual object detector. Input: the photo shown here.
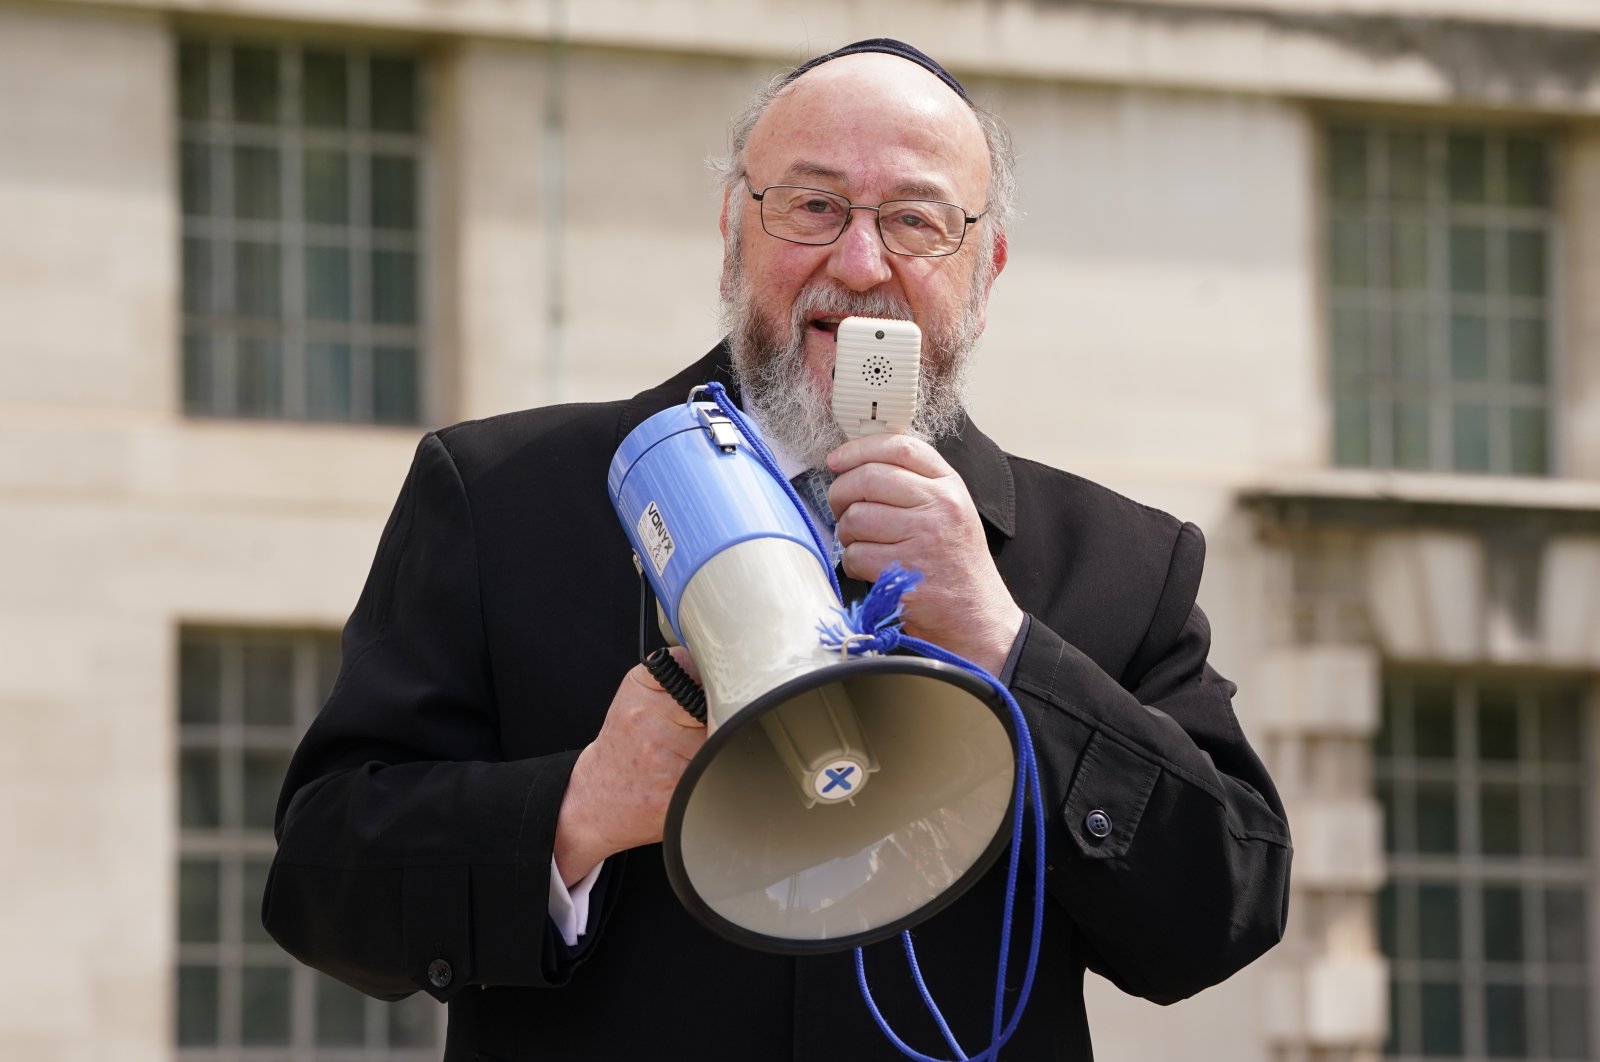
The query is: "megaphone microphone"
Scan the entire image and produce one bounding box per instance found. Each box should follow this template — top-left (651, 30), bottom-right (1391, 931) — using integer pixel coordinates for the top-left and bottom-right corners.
top-left (607, 351), bottom-right (1019, 956)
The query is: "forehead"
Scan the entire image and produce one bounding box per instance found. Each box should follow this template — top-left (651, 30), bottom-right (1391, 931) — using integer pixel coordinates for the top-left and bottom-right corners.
top-left (746, 53), bottom-right (990, 205)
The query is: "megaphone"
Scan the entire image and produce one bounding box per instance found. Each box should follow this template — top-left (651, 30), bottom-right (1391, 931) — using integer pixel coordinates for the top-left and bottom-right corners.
top-left (607, 387), bottom-right (1018, 954)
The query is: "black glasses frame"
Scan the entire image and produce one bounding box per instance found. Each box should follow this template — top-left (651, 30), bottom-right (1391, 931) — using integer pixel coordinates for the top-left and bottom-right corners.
top-left (743, 177), bottom-right (984, 258)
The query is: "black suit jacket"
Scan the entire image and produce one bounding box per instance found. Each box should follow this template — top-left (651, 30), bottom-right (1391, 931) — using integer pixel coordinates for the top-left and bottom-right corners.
top-left (265, 345), bottom-right (1292, 1061)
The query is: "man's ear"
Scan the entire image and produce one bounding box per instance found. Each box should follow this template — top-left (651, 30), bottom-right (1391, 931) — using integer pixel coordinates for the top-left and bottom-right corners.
top-left (985, 228), bottom-right (1008, 296)
top-left (719, 185), bottom-right (732, 243)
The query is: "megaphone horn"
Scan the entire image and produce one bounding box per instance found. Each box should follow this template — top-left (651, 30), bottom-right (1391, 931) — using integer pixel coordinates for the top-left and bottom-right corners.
top-left (608, 387), bottom-right (1018, 954)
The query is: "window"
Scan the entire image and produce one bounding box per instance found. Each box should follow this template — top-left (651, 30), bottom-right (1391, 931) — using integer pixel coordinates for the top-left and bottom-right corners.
top-left (1326, 124), bottom-right (1556, 475)
top-left (1376, 671), bottom-right (1592, 1060)
top-left (179, 39), bottom-right (426, 424)
top-left (176, 629), bottom-right (441, 1059)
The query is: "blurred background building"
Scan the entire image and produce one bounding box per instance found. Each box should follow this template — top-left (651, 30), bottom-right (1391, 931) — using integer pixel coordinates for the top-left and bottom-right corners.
top-left (3, 0), bottom-right (1599, 1059)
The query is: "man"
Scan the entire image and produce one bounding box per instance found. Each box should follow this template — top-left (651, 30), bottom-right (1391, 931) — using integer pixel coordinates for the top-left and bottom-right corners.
top-left (265, 39), bottom-right (1291, 1061)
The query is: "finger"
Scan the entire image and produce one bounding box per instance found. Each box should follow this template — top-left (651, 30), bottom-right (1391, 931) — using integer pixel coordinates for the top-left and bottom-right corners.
top-left (826, 433), bottom-right (950, 478)
top-left (834, 500), bottom-right (916, 549)
top-left (839, 540), bottom-right (910, 585)
top-left (828, 461), bottom-right (934, 513)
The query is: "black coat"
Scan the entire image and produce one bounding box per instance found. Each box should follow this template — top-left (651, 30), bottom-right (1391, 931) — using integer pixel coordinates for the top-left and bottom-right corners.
top-left (265, 345), bottom-right (1292, 1061)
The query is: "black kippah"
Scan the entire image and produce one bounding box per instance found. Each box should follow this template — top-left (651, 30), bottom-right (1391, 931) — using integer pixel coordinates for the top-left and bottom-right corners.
top-left (782, 38), bottom-right (972, 105)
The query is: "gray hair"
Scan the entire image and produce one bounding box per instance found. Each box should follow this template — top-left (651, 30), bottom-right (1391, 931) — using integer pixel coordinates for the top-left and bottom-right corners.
top-left (709, 64), bottom-right (1017, 276)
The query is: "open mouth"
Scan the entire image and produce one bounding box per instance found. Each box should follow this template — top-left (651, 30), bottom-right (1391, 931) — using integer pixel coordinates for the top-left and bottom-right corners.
top-left (809, 316), bottom-right (841, 336)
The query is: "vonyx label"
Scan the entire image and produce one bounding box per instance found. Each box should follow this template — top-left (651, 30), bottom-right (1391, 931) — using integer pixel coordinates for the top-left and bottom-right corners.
top-left (637, 501), bottom-right (675, 576)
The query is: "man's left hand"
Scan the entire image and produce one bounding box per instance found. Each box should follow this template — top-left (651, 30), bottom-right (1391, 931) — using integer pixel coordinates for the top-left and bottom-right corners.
top-left (826, 433), bottom-right (1024, 675)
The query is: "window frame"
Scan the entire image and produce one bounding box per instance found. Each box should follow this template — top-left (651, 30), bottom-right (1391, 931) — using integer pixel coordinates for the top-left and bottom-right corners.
top-left (176, 33), bottom-right (433, 426)
top-left (1320, 118), bottom-right (1564, 478)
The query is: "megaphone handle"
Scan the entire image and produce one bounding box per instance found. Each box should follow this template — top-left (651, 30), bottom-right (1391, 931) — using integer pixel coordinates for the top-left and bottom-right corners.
top-left (642, 647), bottom-right (706, 723)
top-left (637, 567), bottom-right (707, 722)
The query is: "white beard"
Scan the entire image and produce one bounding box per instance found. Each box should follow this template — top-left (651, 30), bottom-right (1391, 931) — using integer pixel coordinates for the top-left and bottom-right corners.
top-left (720, 239), bottom-right (984, 470)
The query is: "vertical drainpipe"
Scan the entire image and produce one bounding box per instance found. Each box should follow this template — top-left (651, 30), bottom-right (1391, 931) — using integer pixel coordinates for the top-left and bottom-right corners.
top-left (543, 0), bottom-right (568, 402)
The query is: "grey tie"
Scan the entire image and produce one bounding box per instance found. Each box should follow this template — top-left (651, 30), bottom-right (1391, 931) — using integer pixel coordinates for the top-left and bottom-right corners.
top-left (791, 468), bottom-right (844, 566)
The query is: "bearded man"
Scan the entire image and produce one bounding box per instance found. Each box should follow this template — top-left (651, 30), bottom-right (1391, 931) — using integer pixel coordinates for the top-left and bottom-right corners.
top-left (265, 39), bottom-right (1291, 1062)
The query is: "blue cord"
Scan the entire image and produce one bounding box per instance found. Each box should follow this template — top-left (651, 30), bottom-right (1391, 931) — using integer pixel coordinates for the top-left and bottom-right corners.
top-left (702, 382), bottom-right (841, 600)
top-left (699, 381), bottom-right (1046, 1061)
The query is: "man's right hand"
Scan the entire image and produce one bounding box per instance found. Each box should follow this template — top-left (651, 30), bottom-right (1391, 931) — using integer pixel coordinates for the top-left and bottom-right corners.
top-left (552, 648), bottom-right (707, 887)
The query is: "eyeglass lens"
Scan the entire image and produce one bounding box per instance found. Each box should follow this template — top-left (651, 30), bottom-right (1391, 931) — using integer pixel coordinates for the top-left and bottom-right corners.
top-left (758, 186), bottom-right (968, 256)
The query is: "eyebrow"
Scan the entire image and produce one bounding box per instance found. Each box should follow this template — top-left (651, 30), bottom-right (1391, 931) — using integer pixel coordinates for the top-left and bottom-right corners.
top-left (774, 161), bottom-right (957, 203)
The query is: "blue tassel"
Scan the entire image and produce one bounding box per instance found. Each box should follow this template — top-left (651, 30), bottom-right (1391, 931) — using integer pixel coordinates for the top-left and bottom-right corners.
top-left (818, 563), bottom-right (923, 655)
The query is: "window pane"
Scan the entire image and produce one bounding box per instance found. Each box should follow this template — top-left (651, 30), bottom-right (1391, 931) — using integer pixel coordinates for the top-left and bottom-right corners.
top-left (242, 642), bottom-right (294, 726)
top-left (182, 237), bottom-right (214, 316)
top-left (181, 141), bottom-right (212, 217)
top-left (1331, 306), bottom-right (1368, 380)
top-left (236, 338), bottom-right (283, 418)
top-left (1395, 399), bottom-right (1431, 471)
top-left (373, 346), bottom-right (419, 424)
top-left (1449, 225), bottom-right (1487, 294)
top-left (1539, 688), bottom-right (1582, 765)
top-left (306, 246), bottom-right (352, 321)
top-left (371, 251), bottom-right (417, 324)
top-left (180, 638), bottom-right (222, 724)
top-left (1390, 218), bottom-right (1429, 289)
top-left (1510, 408), bottom-right (1548, 477)
top-left (316, 974), bottom-right (367, 1046)
top-left (369, 57), bottom-right (419, 133)
top-left (302, 51), bottom-right (348, 128)
top-left (1483, 885), bottom-right (1524, 961)
top-left (176, 964), bottom-right (219, 1046)
top-left (179, 41), bottom-right (210, 122)
top-left (304, 150), bottom-right (350, 226)
top-left (235, 242), bottom-right (282, 318)
top-left (1448, 133), bottom-right (1487, 203)
top-left (231, 46), bottom-right (280, 124)
top-left (180, 749), bottom-right (221, 829)
top-left (1506, 229), bottom-right (1548, 298)
top-left (1548, 985), bottom-right (1589, 1059)
top-left (242, 858), bottom-right (273, 945)
top-left (1543, 784), bottom-right (1584, 858)
top-left (1450, 313), bottom-right (1487, 382)
top-left (1392, 309), bottom-right (1430, 381)
top-left (1480, 784), bottom-right (1523, 856)
top-left (183, 333), bottom-right (216, 415)
top-left (1452, 404), bottom-right (1490, 473)
top-left (1334, 397), bottom-right (1371, 467)
top-left (243, 750), bottom-right (290, 831)
top-left (178, 859), bottom-right (220, 943)
top-left (1420, 980), bottom-right (1464, 1055)
top-left (307, 343), bottom-right (354, 421)
top-left (1415, 683), bottom-right (1456, 758)
top-left (1329, 215), bottom-right (1368, 288)
top-left (1389, 131), bottom-right (1428, 201)
top-left (1546, 888), bottom-right (1587, 965)
top-left (1328, 127), bottom-right (1368, 199)
top-left (371, 154), bottom-right (418, 230)
top-left (241, 965), bottom-right (292, 1046)
top-left (1418, 883), bottom-right (1460, 960)
top-left (1417, 781), bottom-right (1459, 854)
top-left (233, 146), bottom-right (281, 220)
top-left (1507, 318), bottom-right (1547, 386)
top-left (1484, 982), bottom-right (1527, 1057)
top-left (1505, 135), bottom-right (1551, 207)
top-left (1378, 881), bottom-right (1398, 956)
top-left (1477, 684), bottom-right (1519, 761)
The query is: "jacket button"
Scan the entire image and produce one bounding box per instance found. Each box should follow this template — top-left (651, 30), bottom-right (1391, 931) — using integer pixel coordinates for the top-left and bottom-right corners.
top-left (1084, 809), bottom-right (1113, 839)
top-left (427, 959), bottom-right (452, 989)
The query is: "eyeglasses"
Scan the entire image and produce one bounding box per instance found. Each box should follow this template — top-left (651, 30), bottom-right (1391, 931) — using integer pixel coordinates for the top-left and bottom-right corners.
top-left (744, 178), bottom-right (984, 258)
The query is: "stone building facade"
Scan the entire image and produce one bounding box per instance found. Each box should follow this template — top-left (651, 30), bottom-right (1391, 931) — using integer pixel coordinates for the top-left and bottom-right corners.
top-left (3, 1), bottom-right (1599, 1060)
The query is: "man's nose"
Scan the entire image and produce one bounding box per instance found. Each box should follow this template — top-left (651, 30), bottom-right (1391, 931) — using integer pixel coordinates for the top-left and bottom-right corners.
top-left (825, 209), bottom-right (894, 291)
